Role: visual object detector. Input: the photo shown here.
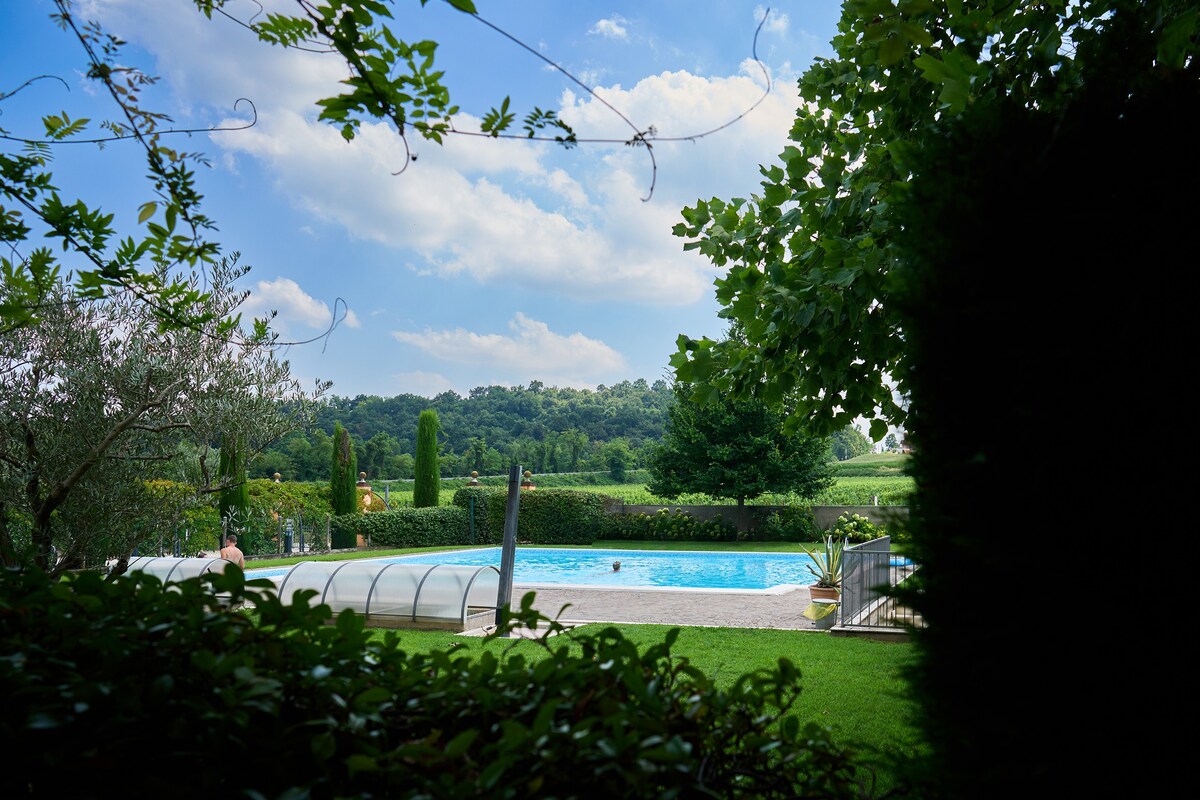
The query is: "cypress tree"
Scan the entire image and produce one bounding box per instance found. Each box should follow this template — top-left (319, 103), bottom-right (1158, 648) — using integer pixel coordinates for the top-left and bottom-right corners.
top-left (330, 421), bottom-right (358, 515)
top-left (412, 409), bottom-right (440, 508)
top-left (217, 436), bottom-right (249, 530)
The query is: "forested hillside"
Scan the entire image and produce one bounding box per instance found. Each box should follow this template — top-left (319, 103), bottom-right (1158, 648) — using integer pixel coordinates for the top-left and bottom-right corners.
top-left (252, 379), bottom-right (884, 482)
top-left (254, 380), bottom-right (675, 481)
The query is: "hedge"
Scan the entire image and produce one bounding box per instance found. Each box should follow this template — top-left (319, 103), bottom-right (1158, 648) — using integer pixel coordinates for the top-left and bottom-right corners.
top-left (453, 487), bottom-right (618, 545)
top-left (604, 508), bottom-right (738, 542)
top-left (330, 507), bottom-right (470, 549)
top-left (0, 566), bottom-right (881, 799)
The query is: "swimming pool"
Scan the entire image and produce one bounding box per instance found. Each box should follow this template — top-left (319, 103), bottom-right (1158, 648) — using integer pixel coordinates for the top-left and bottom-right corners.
top-left (245, 547), bottom-right (911, 592)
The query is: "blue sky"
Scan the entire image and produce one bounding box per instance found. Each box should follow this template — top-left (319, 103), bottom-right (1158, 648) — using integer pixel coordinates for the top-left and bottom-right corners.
top-left (4, 2), bottom-right (855, 407)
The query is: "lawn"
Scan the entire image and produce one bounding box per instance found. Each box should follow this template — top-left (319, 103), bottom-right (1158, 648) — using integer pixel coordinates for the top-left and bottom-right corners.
top-left (243, 539), bottom-right (925, 791)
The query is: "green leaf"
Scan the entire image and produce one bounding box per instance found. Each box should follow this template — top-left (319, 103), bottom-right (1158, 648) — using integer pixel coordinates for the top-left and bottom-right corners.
top-left (345, 754), bottom-right (378, 775)
top-left (444, 729), bottom-right (479, 758)
top-left (446, 0), bottom-right (478, 13)
top-left (1158, 9), bottom-right (1198, 70)
top-left (762, 183), bottom-right (789, 206)
top-left (869, 418), bottom-right (888, 442)
top-left (879, 36), bottom-right (907, 66)
top-left (137, 202), bottom-right (157, 224)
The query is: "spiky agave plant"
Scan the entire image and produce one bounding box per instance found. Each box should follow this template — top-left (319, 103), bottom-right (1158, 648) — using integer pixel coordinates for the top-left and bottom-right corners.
top-left (805, 534), bottom-right (846, 589)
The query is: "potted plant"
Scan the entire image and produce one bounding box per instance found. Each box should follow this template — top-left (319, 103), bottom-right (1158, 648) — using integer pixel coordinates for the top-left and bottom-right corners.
top-left (805, 534), bottom-right (846, 601)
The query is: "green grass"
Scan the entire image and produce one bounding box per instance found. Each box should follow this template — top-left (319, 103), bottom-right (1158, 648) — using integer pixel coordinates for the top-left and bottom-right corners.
top-left (246, 544), bottom-right (493, 570)
top-left (243, 540), bottom-right (923, 790)
top-left (365, 618), bottom-right (924, 790)
top-left (309, 466), bottom-right (915, 508)
top-left (551, 477), bottom-right (914, 506)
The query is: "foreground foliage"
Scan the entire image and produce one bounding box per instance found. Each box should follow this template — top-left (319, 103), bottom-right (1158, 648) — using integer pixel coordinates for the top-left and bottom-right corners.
top-left (0, 565), bottom-right (895, 799)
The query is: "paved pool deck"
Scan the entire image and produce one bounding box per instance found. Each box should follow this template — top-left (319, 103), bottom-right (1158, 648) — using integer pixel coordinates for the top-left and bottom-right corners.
top-left (506, 583), bottom-right (822, 631)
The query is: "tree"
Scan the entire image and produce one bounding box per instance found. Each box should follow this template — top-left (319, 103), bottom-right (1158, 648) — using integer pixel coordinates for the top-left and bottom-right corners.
top-left (563, 429), bottom-right (589, 472)
top-left (669, 0), bottom-right (1166, 438)
top-left (669, 1), bottom-right (1197, 796)
top-left (828, 425), bottom-right (872, 462)
top-left (413, 409), bottom-right (440, 508)
top-left (217, 435), bottom-right (250, 532)
top-left (647, 384), bottom-right (832, 507)
top-left (602, 439), bottom-right (634, 483)
top-left (0, 257), bottom-right (324, 575)
top-left (883, 433), bottom-right (898, 452)
top-left (329, 422), bottom-right (357, 516)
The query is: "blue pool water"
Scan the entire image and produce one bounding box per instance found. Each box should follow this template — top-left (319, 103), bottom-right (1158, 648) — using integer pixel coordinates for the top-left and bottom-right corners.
top-left (246, 548), bottom-right (914, 592)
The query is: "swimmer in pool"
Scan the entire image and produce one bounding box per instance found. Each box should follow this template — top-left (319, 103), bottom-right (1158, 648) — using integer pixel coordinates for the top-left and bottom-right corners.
top-left (613, 561), bottom-right (621, 571)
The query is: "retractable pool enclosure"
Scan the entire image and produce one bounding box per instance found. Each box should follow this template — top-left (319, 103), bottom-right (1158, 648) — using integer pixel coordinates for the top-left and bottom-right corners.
top-left (126, 556), bottom-right (503, 632)
top-left (127, 555), bottom-right (236, 583)
top-left (272, 561), bottom-right (501, 631)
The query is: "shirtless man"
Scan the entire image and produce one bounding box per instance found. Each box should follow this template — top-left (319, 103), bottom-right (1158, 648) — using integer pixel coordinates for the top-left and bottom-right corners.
top-left (219, 534), bottom-right (245, 568)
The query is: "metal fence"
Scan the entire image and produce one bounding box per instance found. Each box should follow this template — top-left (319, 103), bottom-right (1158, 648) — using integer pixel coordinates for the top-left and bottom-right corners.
top-left (152, 511), bottom-right (333, 559)
top-left (838, 536), bottom-right (923, 632)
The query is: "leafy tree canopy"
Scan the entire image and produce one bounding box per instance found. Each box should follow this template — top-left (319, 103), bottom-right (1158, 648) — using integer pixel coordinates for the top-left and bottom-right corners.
top-left (647, 383), bottom-right (833, 507)
top-left (669, 0), bottom-right (1196, 439)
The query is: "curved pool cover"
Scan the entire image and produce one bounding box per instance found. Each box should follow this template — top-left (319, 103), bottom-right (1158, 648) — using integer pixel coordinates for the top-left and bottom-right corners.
top-left (128, 556), bottom-right (501, 632)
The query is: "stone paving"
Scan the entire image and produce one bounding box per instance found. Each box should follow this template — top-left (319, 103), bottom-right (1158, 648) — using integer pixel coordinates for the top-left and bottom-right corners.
top-left (507, 583), bottom-right (820, 631)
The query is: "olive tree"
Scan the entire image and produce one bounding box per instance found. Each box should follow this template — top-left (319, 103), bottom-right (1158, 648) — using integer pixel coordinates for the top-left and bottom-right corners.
top-left (0, 256), bottom-right (329, 575)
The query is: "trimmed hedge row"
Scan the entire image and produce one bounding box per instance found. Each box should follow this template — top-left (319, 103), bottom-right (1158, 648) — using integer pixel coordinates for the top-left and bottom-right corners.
top-left (604, 508), bottom-right (738, 542)
top-left (330, 507), bottom-right (471, 549)
top-left (332, 490), bottom-right (827, 550)
top-left (453, 487), bottom-right (618, 545)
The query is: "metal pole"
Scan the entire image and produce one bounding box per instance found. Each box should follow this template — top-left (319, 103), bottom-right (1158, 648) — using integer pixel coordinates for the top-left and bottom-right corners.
top-left (495, 464), bottom-right (521, 632)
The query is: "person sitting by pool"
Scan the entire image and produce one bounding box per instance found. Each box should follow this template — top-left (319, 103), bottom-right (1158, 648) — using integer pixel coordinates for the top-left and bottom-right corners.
top-left (612, 561), bottom-right (621, 571)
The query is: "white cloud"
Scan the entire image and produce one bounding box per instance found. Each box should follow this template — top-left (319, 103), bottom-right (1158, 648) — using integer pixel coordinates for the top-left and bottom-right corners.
top-left (214, 107), bottom-right (713, 304)
top-left (90, 0), bottom-right (802, 306)
top-left (589, 16), bottom-right (630, 41)
top-left (391, 313), bottom-right (627, 385)
top-left (755, 5), bottom-right (790, 35)
top-left (392, 371), bottom-right (455, 398)
top-left (89, 0), bottom-right (345, 118)
top-left (244, 277), bottom-right (360, 334)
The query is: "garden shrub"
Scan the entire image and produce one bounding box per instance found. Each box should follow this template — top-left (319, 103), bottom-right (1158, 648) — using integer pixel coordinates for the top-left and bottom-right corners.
top-left (828, 513), bottom-right (887, 544)
top-left (605, 508), bottom-right (739, 542)
top-left (453, 486), bottom-right (506, 543)
top-left (0, 567), bottom-right (879, 799)
top-left (368, 507), bottom-right (470, 548)
top-left (512, 489), bottom-right (611, 545)
top-left (452, 487), bottom-right (615, 545)
top-left (752, 506), bottom-right (822, 542)
top-left (330, 508), bottom-right (474, 549)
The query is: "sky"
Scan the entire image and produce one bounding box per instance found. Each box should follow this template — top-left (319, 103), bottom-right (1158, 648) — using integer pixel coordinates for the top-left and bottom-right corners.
top-left (2, 1), bottom-right (892, 433)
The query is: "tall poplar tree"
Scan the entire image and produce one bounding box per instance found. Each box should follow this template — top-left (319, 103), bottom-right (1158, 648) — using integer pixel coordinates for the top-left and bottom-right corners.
top-left (412, 410), bottom-right (441, 508)
top-left (330, 422), bottom-right (358, 516)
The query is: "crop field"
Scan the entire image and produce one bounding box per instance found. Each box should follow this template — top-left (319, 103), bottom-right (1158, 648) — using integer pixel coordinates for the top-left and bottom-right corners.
top-left (374, 454), bottom-right (913, 508)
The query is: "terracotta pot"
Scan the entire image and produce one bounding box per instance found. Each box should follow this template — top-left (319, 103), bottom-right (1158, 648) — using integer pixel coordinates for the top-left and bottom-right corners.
top-left (809, 585), bottom-right (840, 602)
